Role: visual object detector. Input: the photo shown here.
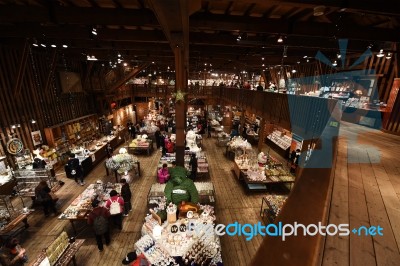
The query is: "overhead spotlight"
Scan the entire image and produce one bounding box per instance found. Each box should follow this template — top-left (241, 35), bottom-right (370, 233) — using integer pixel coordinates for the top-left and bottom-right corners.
top-left (291, 69), bottom-right (297, 73)
top-left (40, 44), bottom-right (46, 47)
top-left (337, 54), bottom-right (341, 58)
top-left (386, 52), bottom-right (392, 59)
top-left (306, 59), bottom-right (310, 62)
top-left (118, 53), bottom-right (121, 58)
top-left (87, 55), bottom-right (98, 61)
top-left (17, 124), bottom-right (21, 128)
top-left (262, 64), bottom-right (265, 67)
top-left (283, 54), bottom-right (287, 58)
top-left (31, 119), bottom-right (36, 124)
top-left (152, 61), bottom-right (155, 64)
top-left (297, 61), bottom-right (300, 64)
top-left (32, 43), bottom-right (38, 47)
top-left (277, 36), bottom-right (283, 43)
top-left (123, 62), bottom-right (128, 66)
top-left (262, 57), bottom-right (264, 60)
top-left (62, 44), bottom-right (68, 48)
top-left (51, 44), bottom-right (56, 48)
top-left (236, 34), bottom-right (242, 42)
top-left (303, 55), bottom-right (308, 59)
top-left (91, 28), bottom-right (97, 35)
top-left (376, 49), bottom-right (384, 58)
top-left (332, 60), bottom-right (337, 67)
top-left (367, 44), bottom-right (373, 49)
top-left (11, 125), bottom-right (16, 129)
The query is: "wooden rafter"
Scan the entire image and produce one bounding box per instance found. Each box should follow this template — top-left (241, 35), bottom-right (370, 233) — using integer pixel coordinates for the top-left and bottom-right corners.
top-left (13, 39), bottom-right (29, 98)
top-left (107, 63), bottom-right (150, 93)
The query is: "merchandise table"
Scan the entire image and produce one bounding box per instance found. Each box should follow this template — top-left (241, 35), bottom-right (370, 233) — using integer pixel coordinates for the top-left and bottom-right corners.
top-left (260, 195), bottom-right (288, 224)
top-left (127, 139), bottom-right (154, 155)
top-left (31, 239), bottom-right (85, 266)
top-left (0, 213), bottom-right (30, 240)
top-left (105, 161), bottom-right (141, 183)
top-left (58, 183), bottom-right (122, 235)
top-left (137, 205), bottom-right (222, 265)
top-left (211, 126), bottom-right (223, 137)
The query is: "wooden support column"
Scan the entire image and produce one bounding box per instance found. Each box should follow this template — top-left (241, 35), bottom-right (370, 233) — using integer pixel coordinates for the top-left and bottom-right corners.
top-left (174, 44), bottom-right (187, 167)
top-left (257, 118), bottom-right (266, 152)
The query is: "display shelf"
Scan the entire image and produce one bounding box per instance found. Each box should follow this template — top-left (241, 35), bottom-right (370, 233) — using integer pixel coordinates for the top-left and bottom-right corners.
top-left (260, 195), bottom-right (288, 224)
top-left (0, 195), bottom-right (30, 235)
top-left (266, 130), bottom-right (291, 150)
top-left (13, 169), bottom-right (56, 197)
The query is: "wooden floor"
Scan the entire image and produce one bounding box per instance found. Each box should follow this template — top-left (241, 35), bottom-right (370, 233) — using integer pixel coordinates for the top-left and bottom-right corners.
top-left (17, 121), bottom-right (400, 266)
top-left (322, 122), bottom-right (400, 266)
top-left (17, 137), bottom-right (286, 266)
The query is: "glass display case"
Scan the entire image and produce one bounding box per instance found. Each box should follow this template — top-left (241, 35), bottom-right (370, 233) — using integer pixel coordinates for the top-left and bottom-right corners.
top-left (13, 169), bottom-right (55, 197)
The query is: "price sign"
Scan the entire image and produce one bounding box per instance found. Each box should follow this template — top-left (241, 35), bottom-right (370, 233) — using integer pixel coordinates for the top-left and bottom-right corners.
top-left (170, 225), bottom-right (178, 233)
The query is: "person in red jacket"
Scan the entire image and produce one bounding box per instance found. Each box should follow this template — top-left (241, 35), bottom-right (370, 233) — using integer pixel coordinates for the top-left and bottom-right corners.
top-left (166, 139), bottom-right (174, 153)
top-left (87, 199), bottom-right (110, 251)
top-left (105, 190), bottom-right (124, 230)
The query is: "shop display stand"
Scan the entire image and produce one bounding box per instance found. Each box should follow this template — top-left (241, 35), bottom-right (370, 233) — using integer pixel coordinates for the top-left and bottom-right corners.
top-left (0, 194), bottom-right (30, 239)
top-left (265, 130), bottom-right (291, 159)
top-left (31, 231), bottom-right (85, 266)
top-left (260, 195), bottom-right (288, 224)
top-left (127, 139), bottom-right (154, 156)
top-left (14, 169), bottom-right (57, 198)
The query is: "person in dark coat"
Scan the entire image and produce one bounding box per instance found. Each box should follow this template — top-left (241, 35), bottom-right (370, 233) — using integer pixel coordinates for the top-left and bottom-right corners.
top-left (67, 153), bottom-right (84, 185)
top-left (160, 131), bottom-right (166, 155)
top-left (154, 129), bottom-right (161, 149)
top-left (106, 143), bottom-right (113, 158)
top-left (120, 178), bottom-right (132, 216)
top-left (35, 181), bottom-right (58, 217)
top-left (189, 153), bottom-right (198, 180)
top-left (87, 199), bottom-right (111, 251)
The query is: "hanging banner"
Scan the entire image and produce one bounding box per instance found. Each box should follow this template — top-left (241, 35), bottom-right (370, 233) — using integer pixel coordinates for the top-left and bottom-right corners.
top-left (7, 138), bottom-right (24, 155)
top-left (31, 130), bottom-right (43, 146)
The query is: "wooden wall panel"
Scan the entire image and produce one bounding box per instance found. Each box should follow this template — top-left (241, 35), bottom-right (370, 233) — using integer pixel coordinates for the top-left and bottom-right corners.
top-left (0, 44), bottom-right (95, 156)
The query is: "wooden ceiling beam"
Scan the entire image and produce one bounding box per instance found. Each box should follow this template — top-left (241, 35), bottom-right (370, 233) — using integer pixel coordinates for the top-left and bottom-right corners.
top-left (190, 13), bottom-right (400, 42)
top-left (108, 63), bottom-right (150, 92)
top-left (259, 0), bottom-right (400, 17)
top-left (0, 5), bottom-right (159, 26)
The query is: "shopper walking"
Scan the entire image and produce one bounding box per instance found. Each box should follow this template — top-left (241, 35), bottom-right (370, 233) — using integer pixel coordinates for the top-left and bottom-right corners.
top-left (207, 121), bottom-right (212, 138)
top-left (35, 181), bottom-right (58, 217)
top-left (67, 153), bottom-right (84, 185)
top-left (189, 153), bottom-right (198, 180)
top-left (0, 238), bottom-right (28, 265)
top-left (120, 179), bottom-right (132, 216)
top-left (105, 190), bottom-right (124, 230)
top-left (154, 129), bottom-right (161, 149)
top-left (87, 199), bottom-right (111, 251)
top-left (106, 143), bottom-right (113, 158)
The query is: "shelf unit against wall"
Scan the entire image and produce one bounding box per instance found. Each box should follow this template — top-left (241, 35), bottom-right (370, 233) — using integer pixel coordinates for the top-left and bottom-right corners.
top-left (44, 114), bottom-right (98, 165)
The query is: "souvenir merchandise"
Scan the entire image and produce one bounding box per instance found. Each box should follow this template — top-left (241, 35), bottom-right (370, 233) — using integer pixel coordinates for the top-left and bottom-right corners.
top-left (105, 154), bottom-right (139, 174)
top-left (59, 183), bottom-right (121, 219)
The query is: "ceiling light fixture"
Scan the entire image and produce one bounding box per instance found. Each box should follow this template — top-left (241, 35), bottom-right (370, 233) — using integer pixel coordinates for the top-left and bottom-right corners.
top-left (51, 44), bottom-right (56, 48)
top-left (32, 43), bottom-right (38, 47)
top-left (292, 69), bottom-right (297, 73)
top-left (314, 6), bottom-right (326, 16)
top-left (40, 44), bottom-right (46, 47)
top-left (91, 28), bottom-right (97, 35)
top-left (376, 49), bottom-right (384, 58)
top-left (332, 60), bottom-right (337, 67)
top-left (118, 53), bottom-right (121, 58)
top-left (297, 61), bottom-right (300, 64)
top-left (277, 36), bottom-right (283, 43)
top-left (306, 59), bottom-right (310, 62)
top-left (11, 125), bottom-right (16, 129)
top-left (386, 52), bottom-right (392, 59)
top-left (123, 62), bottom-right (128, 66)
top-left (62, 44), bottom-right (68, 48)
top-left (87, 55), bottom-right (98, 61)
top-left (262, 57), bottom-right (264, 60)
top-left (31, 119), bottom-right (36, 124)
top-left (337, 53), bottom-right (341, 58)
top-left (303, 55), bottom-right (308, 59)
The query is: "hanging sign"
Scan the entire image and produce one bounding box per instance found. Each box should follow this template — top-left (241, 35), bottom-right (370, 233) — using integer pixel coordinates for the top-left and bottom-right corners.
top-left (7, 138), bottom-right (24, 155)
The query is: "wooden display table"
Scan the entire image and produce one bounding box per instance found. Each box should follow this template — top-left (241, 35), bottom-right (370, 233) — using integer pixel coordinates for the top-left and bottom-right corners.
top-left (127, 141), bottom-right (154, 156)
top-left (58, 183), bottom-right (122, 235)
top-left (31, 239), bottom-right (85, 266)
top-left (260, 195), bottom-right (288, 224)
top-left (0, 213), bottom-right (30, 241)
